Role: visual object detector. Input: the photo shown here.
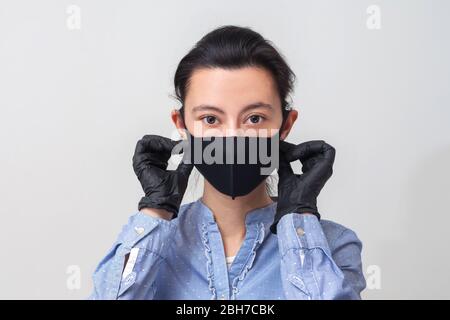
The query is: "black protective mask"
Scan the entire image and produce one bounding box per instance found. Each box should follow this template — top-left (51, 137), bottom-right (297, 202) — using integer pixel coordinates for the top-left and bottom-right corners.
top-left (184, 131), bottom-right (280, 199)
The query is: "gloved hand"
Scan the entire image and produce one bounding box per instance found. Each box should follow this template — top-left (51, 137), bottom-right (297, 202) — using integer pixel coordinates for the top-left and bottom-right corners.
top-left (270, 140), bottom-right (336, 234)
top-left (132, 135), bottom-right (193, 219)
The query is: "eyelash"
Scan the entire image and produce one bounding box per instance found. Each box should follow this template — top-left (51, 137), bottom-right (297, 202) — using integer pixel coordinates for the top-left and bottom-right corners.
top-left (200, 114), bottom-right (267, 126)
top-left (201, 115), bottom-right (219, 125)
top-left (246, 114), bottom-right (266, 124)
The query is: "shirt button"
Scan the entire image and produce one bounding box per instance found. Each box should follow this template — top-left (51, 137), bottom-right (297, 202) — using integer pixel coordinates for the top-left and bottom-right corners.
top-left (220, 294), bottom-right (226, 300)
top-left (296, 227), bottom-right (305, 236)
top-left (134, 226), bottom-right (145, 235)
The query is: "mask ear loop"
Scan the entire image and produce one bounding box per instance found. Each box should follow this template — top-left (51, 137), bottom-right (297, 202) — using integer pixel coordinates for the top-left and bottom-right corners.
top-left (271, 105), bottom-right (292, 203)
top-left (178, 105), bottom-right (191, 140)
top-left (280, 104), bottom-right (292, 140)
top-left (176, 106), bottom-right (194, 168)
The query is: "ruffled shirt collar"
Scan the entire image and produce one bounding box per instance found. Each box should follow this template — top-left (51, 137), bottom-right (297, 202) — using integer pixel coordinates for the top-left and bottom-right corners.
top-left (196, 197), bottom-right (277, 226)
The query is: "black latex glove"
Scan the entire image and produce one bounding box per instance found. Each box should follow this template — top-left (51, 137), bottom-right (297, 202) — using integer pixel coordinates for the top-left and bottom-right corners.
top-left (132, 135), bottom-right (193, 219)
top-left (270, 140), bottom-right (336, 234)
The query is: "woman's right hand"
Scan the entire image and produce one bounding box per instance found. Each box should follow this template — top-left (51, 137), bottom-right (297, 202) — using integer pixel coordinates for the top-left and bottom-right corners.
top-left (132, 134), bottom-right (193, 219)
top-left (270, 140), bottom-right (336, 234)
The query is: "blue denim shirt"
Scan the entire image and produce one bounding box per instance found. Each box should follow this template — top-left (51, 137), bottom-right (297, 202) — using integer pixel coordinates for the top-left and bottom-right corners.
top-left (89, 198), bottom-right (366, 300)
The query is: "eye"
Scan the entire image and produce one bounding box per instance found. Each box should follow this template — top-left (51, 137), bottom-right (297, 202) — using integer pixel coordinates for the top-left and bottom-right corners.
top-left (202, 115), bottom-right (218, 125)
top-left (246, 115), bottom-right (265, 124)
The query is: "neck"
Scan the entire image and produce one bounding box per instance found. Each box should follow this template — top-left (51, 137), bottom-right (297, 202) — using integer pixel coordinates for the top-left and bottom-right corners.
top-left (201, 180), bottom-right (274, 257)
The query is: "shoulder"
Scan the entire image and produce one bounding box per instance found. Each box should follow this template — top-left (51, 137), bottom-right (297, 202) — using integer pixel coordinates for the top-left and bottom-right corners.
top-left (177, 201), bottom-right (199, 221)
top-left (170, 200), bottom-right (205, 234)
top-left (319, 219), bottom-right (363, 250)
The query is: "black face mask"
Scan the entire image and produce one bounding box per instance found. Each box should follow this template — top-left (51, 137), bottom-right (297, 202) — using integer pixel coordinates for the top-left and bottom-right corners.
top-left (183, 131), bottom-right (280, 199)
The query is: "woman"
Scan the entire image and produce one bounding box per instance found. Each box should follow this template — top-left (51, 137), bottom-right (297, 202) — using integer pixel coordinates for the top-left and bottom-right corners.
top-left (89, 25), bottom-right (366, 300)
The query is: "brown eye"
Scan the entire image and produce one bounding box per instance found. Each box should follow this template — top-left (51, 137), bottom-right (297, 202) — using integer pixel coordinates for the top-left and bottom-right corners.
top-left (248, 115), bottom-right (262, 124)
top-left (203, 116), bottom-right (217, 125)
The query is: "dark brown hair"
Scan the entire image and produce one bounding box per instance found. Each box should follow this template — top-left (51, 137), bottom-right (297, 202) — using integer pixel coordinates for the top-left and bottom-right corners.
top-left (174, 25), bottom-right (295, 128)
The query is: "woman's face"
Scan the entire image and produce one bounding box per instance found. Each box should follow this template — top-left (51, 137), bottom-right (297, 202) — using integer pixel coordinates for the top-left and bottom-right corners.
top-left (172, 66), bottom-right (297, 140)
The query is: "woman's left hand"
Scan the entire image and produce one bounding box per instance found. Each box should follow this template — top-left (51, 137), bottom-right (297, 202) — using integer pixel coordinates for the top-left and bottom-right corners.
top-left (270, 140), bottom-right (336, 234)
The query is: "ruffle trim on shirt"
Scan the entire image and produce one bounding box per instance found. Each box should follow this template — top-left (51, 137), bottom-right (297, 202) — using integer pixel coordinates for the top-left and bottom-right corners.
top-left (201, 222), bottom-right (217, 300)
top-left (231, 222), bottom-right (265, 299)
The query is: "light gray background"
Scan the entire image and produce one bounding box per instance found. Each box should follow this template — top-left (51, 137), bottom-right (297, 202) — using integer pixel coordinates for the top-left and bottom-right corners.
top-left (0, 0), bottom-right (449, 299)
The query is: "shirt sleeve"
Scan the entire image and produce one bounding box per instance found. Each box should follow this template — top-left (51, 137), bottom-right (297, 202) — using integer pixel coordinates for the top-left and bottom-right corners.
top-left (276, 213), bottom-right (366, 300)
top-left (88, 211), bottom-right (178, 300)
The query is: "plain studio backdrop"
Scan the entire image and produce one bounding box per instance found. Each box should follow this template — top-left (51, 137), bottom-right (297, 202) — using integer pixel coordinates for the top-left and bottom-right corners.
top-left (0, 0), bottom-right (449, 299)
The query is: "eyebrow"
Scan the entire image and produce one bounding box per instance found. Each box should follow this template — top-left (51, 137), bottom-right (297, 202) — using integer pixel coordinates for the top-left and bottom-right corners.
top-left (192, 102), bottom-right (274, 114)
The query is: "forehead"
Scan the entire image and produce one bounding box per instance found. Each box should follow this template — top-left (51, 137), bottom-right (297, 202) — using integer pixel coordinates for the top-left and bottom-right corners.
top-left (184, 67), bottom-right (279, 109)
